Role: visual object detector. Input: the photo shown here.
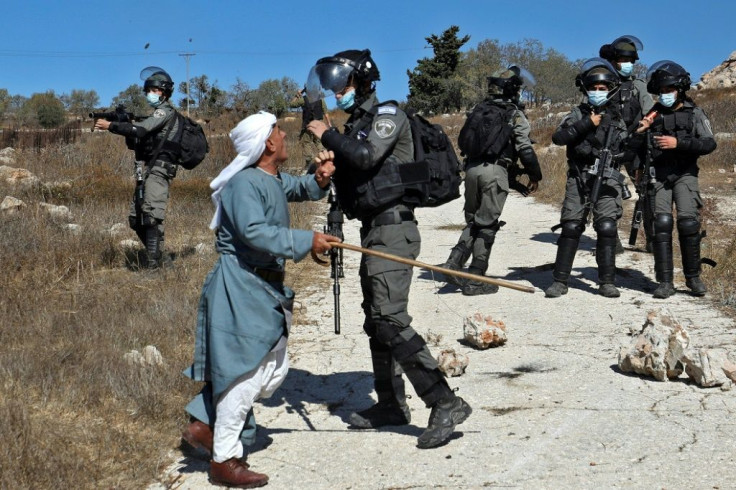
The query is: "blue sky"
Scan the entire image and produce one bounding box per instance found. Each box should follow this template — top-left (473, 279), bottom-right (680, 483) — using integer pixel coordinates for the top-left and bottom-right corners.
top-left (1, 0), bottom-right (733, 107)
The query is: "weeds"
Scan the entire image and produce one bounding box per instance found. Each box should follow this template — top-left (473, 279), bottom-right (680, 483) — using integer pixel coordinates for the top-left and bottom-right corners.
top-left (1, 98), bottom-right (735, 488)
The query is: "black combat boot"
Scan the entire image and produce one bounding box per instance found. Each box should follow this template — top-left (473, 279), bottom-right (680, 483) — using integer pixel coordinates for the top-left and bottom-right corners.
top-left (416, 396), bottom-right (473, 449)
top-left (144, 225), bottom-right (162, 269)
top-left (596, 219), bottom-right (620, 298)
top-left (441, 244), bottom-right (471, 287)
top-left (652, 214), bottom-right (675, 299)
top-left (461, 265), bottom-right (499, 296)
top-left (349, 339), bottom-right (410, 428)
top-left (678, 218), bottom-right (707, 297)
top-left (461, 231), bottom-right (497, 295)
top-left (545, 221), bottom-right (582, 298)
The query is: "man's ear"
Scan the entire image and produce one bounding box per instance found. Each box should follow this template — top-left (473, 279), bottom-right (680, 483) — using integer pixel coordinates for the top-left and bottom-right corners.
top-left (263, 136), bottom-right (276, 154)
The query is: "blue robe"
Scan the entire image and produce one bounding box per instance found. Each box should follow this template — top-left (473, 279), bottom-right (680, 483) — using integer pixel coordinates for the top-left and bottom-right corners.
top-left (184, 166), bottom-right (326, 445)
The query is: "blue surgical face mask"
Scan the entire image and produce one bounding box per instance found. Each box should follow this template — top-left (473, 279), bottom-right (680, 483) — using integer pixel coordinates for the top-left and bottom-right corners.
top-left (659, 92), bottom-right (677, 107)
top-left (336, 89), bottom-right (356, 110)
top-left (618, 62), bottom-right (634, 77)
top-left (587, 90), bottom-right (609, 107)
top-left (146, 92), bottom-right (162, 107)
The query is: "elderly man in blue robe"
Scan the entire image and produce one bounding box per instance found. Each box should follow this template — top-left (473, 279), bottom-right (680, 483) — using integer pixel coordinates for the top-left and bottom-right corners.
top-left (181, 111), bottom-right (340, 488)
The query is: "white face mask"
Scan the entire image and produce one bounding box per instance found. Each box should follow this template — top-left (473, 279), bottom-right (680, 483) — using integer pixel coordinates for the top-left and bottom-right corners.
top-left (618, 62), bottom-right (634, 77)
top-left (146, 92), bottom-right (162, 107)
top-left (659, 92), bottom-right (678, 107)
top-left (587, 90), bottom-right (609, 107)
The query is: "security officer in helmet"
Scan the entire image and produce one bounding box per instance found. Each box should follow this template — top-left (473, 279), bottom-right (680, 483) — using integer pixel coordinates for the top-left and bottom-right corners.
top-left (443, 66), bottom-right (542, 296)
top-left (636, 60), bottom-right (716, 299)
top-left (545, 58), bottom-right (634, 299)
top-left (599, 35), bottom-right (656, 252)
top-left (95, 66), bottom-right (179, 269)
top-left (305, 49), bottom-right (471, 449)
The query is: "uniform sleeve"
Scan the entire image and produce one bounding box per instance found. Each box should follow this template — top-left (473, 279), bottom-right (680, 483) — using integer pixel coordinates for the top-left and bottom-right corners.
top-left (552, 108), bottom-right (593, 146)
top-left (676, 108), bottom-right (717, 156)
top-left (322, 106), bottom-right (410, 170)
top-left (634, 78), bottom-right (655, 115)
top-left (512, 110), bottom-right (533, 153)
top-left (223, 178), bottom-right (314, 261)
top-left (133, 106), bottom-right (175, 137)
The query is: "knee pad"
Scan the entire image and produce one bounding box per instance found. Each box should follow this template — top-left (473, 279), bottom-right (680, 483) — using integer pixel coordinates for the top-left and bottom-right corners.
top-left (594, 218), bottom-right (617, 238)
top-left (654, 213), bottom-right (674, 234)
top-left (142, 214), bottom-right (159, 227)
top-left (373, 320), bottom-right (402, 346)
top-left (363, 320), bottom-right (377, 337)
top-left (560, 220), bottom-right (584, 239)
top-left (475, 227), bottom-right (497, 246)
top-left (677, 218), bottom-right (700, 237)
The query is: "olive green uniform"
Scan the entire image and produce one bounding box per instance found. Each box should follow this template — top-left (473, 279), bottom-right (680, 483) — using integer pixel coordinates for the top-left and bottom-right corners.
top-left (645, 100), bottom-right (716, 293)
top-left (109, 100), bottom-right (179, 262)
top-left (322, 92), bottom-right (453, 410)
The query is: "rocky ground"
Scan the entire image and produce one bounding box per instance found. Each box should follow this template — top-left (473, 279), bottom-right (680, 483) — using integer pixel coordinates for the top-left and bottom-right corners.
top-left (152, 190), bottom-right (736, 489)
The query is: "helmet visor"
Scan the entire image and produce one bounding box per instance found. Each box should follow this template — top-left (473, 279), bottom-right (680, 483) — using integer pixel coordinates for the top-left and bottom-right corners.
top-left (306, 62), bottom-right (354, 101)
top-left (140, 66), bottom-right (169, 81)
top-left (646, 60), bottom-right (684, 81)
top-left (611, 35), bottom-right (644, 52)
top-left (509, 66), bottom-right (536, 87)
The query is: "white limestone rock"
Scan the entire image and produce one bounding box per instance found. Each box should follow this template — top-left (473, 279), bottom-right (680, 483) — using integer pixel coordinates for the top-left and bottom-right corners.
top-left (618, 310), bottom-right (689, 381)
top-left (463, 312), bottom-right (507, 349)
top-left (437, 348), bottom-right (469, 377)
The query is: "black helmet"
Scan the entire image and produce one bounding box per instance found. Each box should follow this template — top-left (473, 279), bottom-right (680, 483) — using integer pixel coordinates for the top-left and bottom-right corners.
top-left (599, 35), bottom-right (643, 62)
top-left (487, 65), bottom-right (535, 97)
top-left (140, 66), bottom-right (174, 96)
top-left (575, 58), bottom-right (620, 92)
top-left (646, 60), bottom-right (691, 94)
top-left (306, 49), bottom-right (379, 101)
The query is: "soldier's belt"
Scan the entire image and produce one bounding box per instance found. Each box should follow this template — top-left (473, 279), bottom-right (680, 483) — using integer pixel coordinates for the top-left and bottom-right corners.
top-left (364, 209), bottom-right (415, 227)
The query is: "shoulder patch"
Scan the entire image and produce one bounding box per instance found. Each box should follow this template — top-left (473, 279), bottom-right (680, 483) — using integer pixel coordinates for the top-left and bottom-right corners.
top-left (153, 109), bottom-right (166, 118)
top-left (373, 118), bottom-right (397, 139)
top-left (377, 105), bottom-right (397, 116)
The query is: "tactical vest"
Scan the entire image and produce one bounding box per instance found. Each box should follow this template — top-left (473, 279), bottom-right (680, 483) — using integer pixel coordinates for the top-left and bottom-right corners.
top-left (612, 79), bottom-right (642, 129)
top-left (566, 107), bottom-right (626, 169)
top-left (649, 103), bottom-right (698, 173)
top-left (332, 105), bottom-right (408, 220)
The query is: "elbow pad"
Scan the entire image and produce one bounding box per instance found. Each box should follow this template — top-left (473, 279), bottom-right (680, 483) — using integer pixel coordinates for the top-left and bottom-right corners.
top-left (322, 128), bottom-right (374, 170)
top-left (552, 117), bottom-right (594, 146)
top-left (677, 136), bottom-right (717, 155)
top-left (518, 147), bottom-right (542, 181)
top-left (109, 122), bottom-right (144, 139)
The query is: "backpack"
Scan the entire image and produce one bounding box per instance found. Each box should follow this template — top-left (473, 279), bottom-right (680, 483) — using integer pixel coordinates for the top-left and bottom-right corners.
top-left (360, 102), bottom-right (462, 208)
top-left (163, 113), bottom-right (210, 169)
top-left (457, 100), bottom-right (514, 159)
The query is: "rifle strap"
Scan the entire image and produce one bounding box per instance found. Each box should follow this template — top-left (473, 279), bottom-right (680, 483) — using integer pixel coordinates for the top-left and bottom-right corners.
top-left (147, 115), bottom-right (177, 168)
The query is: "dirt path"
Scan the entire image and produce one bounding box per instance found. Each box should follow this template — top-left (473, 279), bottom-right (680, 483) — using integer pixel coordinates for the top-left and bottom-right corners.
top-left (154, 191), bottom-right (736, 489)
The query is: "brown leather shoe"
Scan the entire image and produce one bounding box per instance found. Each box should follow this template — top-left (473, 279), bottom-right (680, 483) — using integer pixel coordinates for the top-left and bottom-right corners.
top-left (210, 458), bottom-right (268, 488)
top-left (181, 420), bottom-right (213, 456)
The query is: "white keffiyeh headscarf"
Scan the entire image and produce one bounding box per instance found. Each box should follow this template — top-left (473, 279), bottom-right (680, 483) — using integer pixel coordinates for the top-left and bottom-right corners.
top-left (209, 111), bottom-right (277, 229)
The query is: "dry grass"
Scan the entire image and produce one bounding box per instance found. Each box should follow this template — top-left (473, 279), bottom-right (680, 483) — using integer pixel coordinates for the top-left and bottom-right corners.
top-left (2, 94), bottom-right (735, 488)
top-left (0, 115), bottom-right (328, 489)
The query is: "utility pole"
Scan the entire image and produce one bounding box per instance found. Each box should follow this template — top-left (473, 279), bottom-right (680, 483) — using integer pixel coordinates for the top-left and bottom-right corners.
top-left (179, 52), bottom-right (195, 117)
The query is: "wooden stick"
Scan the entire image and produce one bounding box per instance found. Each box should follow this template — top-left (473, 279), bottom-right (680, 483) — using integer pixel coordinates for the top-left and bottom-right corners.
top-left (332, 242), bottom-right (536, 294)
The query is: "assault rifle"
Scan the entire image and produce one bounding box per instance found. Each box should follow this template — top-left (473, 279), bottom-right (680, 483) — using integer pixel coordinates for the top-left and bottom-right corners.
top-left (89, 104), bottom-right (143, 124)
top-left (629, 130), bottom-right (653, 246)
top-left (325, 182), bottom-right (344, 335)
top-left (580, 119), bottom-right (625, 225)
top-left (134, 161), bottom-right (145, 227)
